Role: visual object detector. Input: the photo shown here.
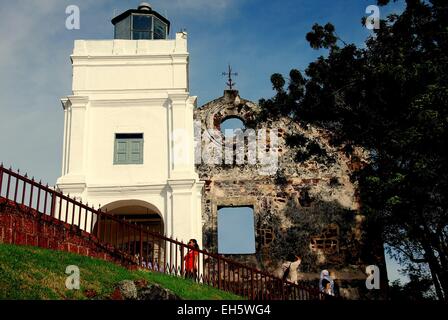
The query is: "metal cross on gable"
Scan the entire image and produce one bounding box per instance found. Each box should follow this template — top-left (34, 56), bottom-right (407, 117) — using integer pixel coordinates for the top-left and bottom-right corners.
top-left (222, 65), bottom-right (238, 90)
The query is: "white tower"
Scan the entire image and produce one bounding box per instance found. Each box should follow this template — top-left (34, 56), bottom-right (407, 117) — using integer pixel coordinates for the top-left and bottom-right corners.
top-left (57, 4), bottom-right (204, 247)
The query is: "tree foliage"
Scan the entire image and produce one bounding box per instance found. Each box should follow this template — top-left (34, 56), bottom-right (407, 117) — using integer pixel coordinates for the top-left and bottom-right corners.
top-left (259, 0), bottom-right (448, 300)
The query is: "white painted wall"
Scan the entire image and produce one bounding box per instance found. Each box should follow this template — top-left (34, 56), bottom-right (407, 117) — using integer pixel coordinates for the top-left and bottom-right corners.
top-left (57, 33), bottom-right (204, 247)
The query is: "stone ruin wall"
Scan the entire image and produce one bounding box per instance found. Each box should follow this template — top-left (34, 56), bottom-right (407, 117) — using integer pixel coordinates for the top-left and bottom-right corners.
top-left (194, 91), bottom-right (386, 299)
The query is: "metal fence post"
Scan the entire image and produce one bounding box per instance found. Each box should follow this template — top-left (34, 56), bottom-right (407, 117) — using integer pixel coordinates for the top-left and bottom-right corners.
top-left (50, 190), bottom-right (56, 217)
top-left (97, 213), bottom-right (101, 239)
top-left (281, 279), bottom-right (285, 300)
top-left (29, 179), bottom-right (34, 209)
top-left (217, 256), bottom-right (222, 290)
top-left (250, 269), bottom-right (255, 300)
top-left (0, 165), bottom-right (3, 195)
top-left (139, 228), bottom-right (143, 266)
top-left (181, 244), bottom-right (184, 276)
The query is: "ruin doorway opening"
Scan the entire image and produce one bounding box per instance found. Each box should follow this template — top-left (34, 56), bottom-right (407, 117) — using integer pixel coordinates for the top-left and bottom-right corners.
top-left (217, 206), bottom-right (255, 254)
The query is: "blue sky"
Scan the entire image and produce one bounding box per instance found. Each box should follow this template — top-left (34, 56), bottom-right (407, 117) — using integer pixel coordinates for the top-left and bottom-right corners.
top-left (0, 0), bottom-right (406, 283)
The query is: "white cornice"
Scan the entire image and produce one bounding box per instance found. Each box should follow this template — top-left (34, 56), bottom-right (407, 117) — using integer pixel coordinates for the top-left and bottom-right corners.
top-left (73, 88), bottom-right (187, 95)
top-left (168, 92), bottom-right (190, 104)
top-left (61, 98), bottom-right (69, 110)
top-left (87, 183), bottom-right (168, 196)
top-left (65, 96), bottom-right (89, 109)
top-left (195, 180), bottom-right (205, 193)
top-left (167, 179), bottom-right (197, 191)
top-left (89, 98), bottom-right (169, 108)
top-left (72, 53), bottom-right (188, 59)
top-left (187, 96), bottom-right (198, 107)
top-left (56, 181), bottom-right (87, 195)
top-left (71, 54), bottom-right (188, 67)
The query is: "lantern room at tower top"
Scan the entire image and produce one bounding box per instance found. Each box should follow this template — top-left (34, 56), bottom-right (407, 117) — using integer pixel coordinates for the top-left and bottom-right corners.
top-left (112, 2), bottom-right (170, 40)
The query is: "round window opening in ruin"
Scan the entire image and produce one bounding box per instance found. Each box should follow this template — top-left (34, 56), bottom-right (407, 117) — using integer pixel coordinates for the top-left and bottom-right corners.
top-left (220, 117), bottom-right (246, 137)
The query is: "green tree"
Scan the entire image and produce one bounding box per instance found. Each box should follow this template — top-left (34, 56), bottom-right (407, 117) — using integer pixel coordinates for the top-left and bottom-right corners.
top-left (259, 0), bottom-right (448, 300)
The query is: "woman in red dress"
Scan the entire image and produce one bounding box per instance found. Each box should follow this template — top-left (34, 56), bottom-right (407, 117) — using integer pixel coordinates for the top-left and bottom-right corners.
top-left (184, 239), bottom-right (199, 281)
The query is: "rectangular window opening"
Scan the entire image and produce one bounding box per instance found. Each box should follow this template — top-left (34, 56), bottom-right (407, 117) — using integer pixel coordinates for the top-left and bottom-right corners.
top-left (217, 206), bottom-right (255, 254)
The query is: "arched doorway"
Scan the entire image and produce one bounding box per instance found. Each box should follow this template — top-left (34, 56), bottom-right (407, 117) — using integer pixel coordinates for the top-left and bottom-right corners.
top-left (93, 200), bottom-right (165, 267)
top-left (101, 199), bottom-right (163, 234)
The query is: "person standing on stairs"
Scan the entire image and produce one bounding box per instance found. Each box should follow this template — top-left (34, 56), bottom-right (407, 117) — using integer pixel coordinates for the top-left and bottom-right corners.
top-left (281, 254), bottom-right (302, 284)
top-left (184, 239), bottom-right (200, 281)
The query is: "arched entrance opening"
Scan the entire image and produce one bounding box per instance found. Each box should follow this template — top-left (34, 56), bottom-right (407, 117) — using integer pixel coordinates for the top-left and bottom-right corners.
top-left (93, 200), bottom-right (165, 266)
top-left (101, 200), bottom-right (163, 234)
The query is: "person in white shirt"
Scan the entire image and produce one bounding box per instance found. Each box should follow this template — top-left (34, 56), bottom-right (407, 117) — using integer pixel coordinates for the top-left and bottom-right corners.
top-left (281, 255), bottom-right (302, 284)
top-left (319, 269), bottom-right (335, 296)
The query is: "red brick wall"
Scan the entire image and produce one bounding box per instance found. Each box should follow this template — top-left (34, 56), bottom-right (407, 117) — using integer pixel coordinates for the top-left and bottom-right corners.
top-left (0, 197), bottom-right (131, 265)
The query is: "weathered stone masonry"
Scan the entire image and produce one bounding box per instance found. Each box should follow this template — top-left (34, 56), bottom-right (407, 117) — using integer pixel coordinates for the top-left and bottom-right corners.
top-left (195, 90), bottom-right (387, 299)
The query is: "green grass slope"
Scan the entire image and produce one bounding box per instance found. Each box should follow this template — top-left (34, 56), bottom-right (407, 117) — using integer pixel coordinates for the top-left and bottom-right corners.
top-left (0, 243), bottom-right (241, 300)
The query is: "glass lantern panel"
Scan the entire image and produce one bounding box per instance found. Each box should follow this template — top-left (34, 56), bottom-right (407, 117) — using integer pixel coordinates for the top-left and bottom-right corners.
top-left (153, 17), bottom-right (167, 39)
top-left (133, 31), bottom-right (151, 40)
top-left (114, 16), bottom-right (131, 39)
top-left (133, 15), bottom-right (152, 31)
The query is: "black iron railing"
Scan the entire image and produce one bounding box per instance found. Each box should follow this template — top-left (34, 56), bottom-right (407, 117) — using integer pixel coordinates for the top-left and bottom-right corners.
top-left (0, 164), bottom-right (322, 300)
